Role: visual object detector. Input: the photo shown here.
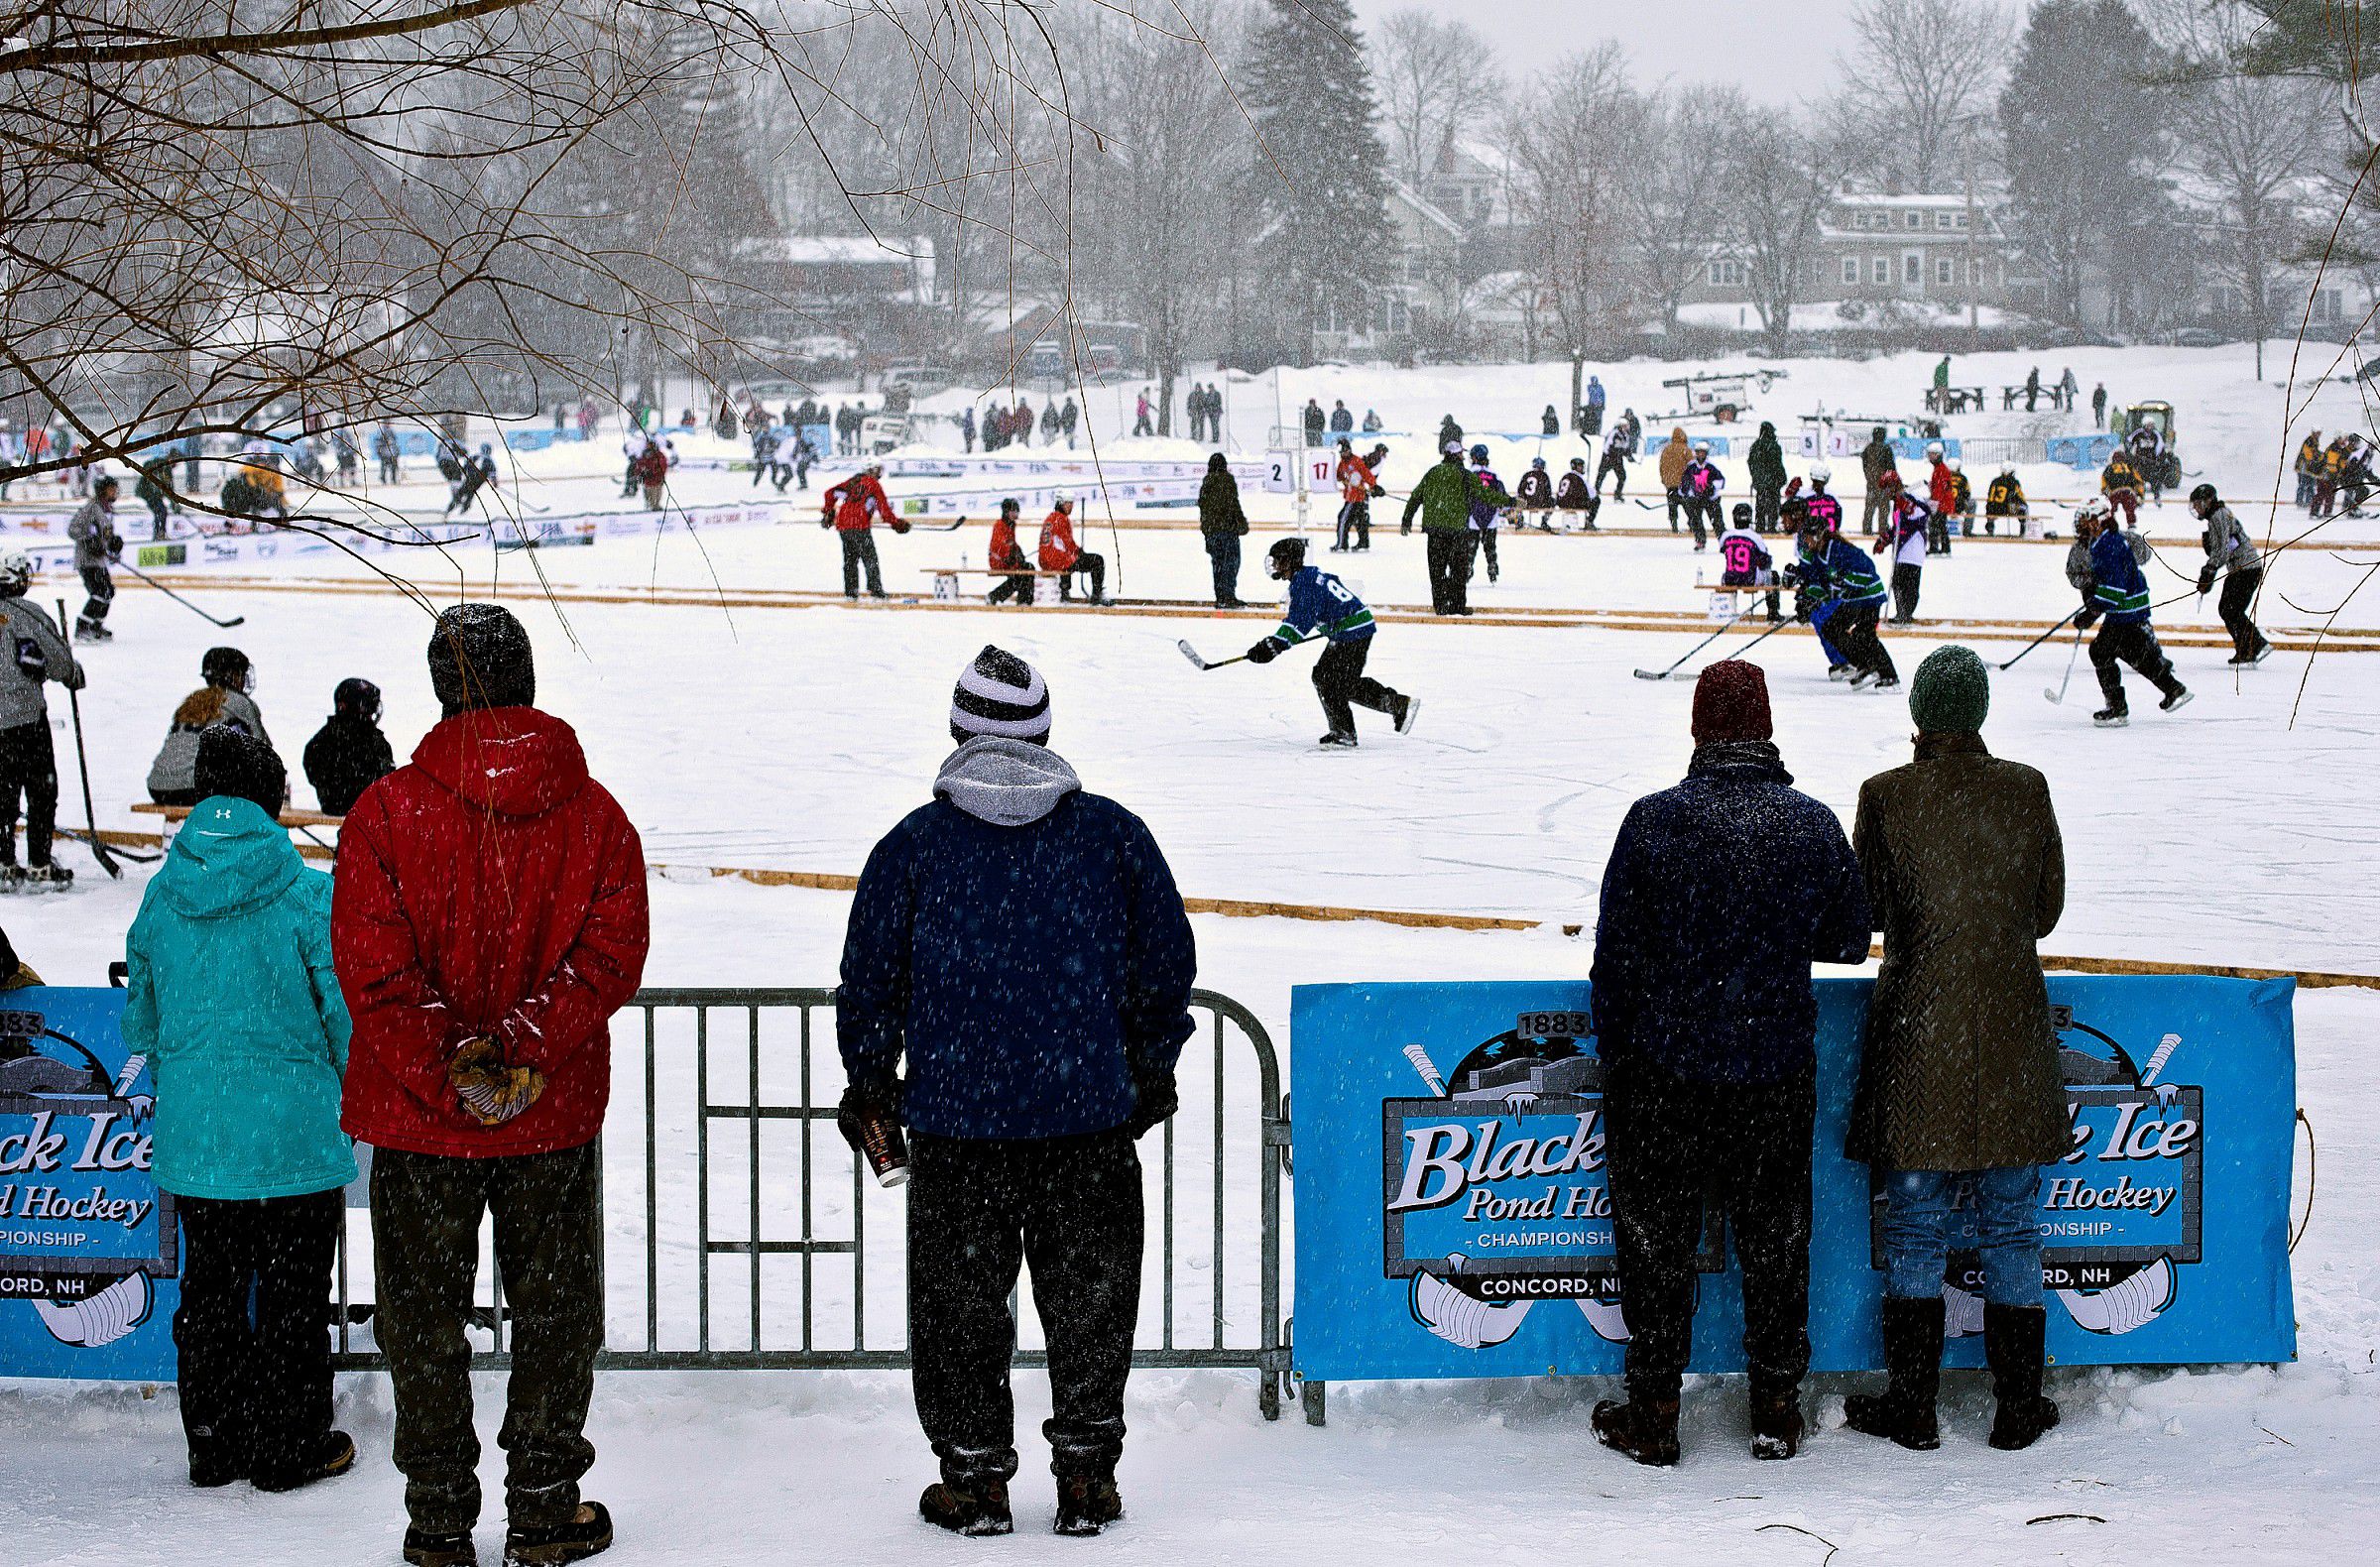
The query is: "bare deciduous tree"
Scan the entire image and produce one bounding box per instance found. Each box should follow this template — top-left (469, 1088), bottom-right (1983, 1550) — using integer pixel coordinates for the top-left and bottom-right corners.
top-left (1724, 103), bottom-right (1857, 353)
top-left (1837, 0), bottom-right (2016, 191)
top-left (1502, 43), bottom-right (1640, 424)
top-left (1374, 8), bottom-right (1500, 192)
top-left (1616, 85), bottom-right (1735, 333)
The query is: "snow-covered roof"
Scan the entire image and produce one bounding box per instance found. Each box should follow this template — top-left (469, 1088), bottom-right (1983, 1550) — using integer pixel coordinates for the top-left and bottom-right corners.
top-left (1835, 193), bottom-right (1977, 209)
top-left (1386, 178), bottom-right (1465, 241)
top-left (739, 235), bottom-right (935, 266)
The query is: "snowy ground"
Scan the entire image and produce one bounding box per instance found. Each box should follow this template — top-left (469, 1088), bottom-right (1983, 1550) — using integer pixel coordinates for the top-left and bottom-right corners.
top-left (6, 343), bottom-right (2377, 1563)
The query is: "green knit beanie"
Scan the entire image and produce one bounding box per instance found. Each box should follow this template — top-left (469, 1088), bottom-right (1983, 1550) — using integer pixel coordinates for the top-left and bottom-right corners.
top-left (1909, 645), bottom-right (1990, 734)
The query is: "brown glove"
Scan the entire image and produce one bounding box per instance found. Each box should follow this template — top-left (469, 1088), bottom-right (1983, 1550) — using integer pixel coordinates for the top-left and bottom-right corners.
top-left (448, 1036), bottom-right (546, 1126)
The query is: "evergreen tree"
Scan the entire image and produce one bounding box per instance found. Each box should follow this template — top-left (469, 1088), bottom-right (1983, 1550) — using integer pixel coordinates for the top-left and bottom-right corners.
top-left (1237, 0), bottom-right (1394, 366)
top-left (1997, 0), bottom-right (2173, 330)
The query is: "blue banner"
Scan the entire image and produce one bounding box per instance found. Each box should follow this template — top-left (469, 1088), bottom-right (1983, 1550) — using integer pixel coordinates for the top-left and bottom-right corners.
top-left (1291, 976), bottom-right (2296, 1381)
top-left (0, 988), bottom-right (178, 1381)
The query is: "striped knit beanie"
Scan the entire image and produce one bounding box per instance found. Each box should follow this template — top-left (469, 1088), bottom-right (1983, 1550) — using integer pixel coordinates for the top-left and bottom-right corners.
top-left (949, 645), bottom-right (1051, 744)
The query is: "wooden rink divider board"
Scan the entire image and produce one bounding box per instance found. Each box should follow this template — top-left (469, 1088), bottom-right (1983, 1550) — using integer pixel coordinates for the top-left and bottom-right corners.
top-left (108, 573), bottom-right (2380, 655)
top-left (62, 822), bottom-right (2376, 991)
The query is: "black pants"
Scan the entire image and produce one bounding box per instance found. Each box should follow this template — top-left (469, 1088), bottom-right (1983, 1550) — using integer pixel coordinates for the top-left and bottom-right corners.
top-left (174, 1189), bottom-right (342, 1482)
top-left (78, 564), bottom-right (115, 628)
top-left (1584, 406), bottom-right (1604, 435)
top-left (1684, 496), bottom-right (1717, 546)
top-left (1664, 487), bottom-right (1682, 528)
top-left (840, 530), bottom-right (885, 597)
top-left (1055, 552), bottom-right (1106, 601)
top-left (987, 566), bottom-right (1034, 605)
top-left (1605, 1053), bottom-right (1815, 1398)
top-left (1890, 561), bottom-right (1922, 622)
top-left (2218, 569), bottom-right (2268, 660)
top-left (2090, 620), bottom-right (2182, 712)
top-left (1335, 500), bottom-right (1370, 550)
top-left (1204, 533), bottom-right (1241, 605)
top-left (750, 456), bottom-right (773, 488)
top-left (1835, 600), bottom-right (1897, 681)
top-left (907, 1131), bottom-right (1143, 1484)
top-left (146, 495), bottom-right (170, 539)
top-left (1596, 453), bottom-right (1626, 497)
top-left (1926, 512), bottom-right (1952, 554)
top-left (1753, 485), bottom-right (1781, 534)
top-left (1313, 637), bottom-right (1401, 737)
top-left (379, 456), bottom-right (400, 483)
top-left (372, 1145), bottom-right (602, 1534)
top-left (1425, 530), bottom-right (1471, 614)
top-left (0, 720), bottom-right (60, 869)
top-left (1471, 529), bottom-right (1498, 582)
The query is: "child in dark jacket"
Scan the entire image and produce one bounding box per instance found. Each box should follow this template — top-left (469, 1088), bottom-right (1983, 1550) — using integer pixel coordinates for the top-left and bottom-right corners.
top-left (123, 726), bottom-right (356, 1493)
top-left (300, 677), bottom-right (395, 815)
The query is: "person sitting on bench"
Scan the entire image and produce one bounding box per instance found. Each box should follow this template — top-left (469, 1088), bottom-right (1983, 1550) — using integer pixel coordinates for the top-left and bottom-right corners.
top-left (1037, 493), bottom-right (1108, 605)
top-left (986, 498), bottom-right (1035, 606)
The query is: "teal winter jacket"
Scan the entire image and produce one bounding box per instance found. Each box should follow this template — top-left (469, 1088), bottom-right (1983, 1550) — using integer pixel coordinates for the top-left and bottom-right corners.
top-left (123, 796), bottom-right (356, 1200)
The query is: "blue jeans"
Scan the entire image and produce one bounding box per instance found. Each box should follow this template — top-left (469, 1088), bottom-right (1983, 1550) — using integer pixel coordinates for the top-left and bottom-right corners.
top-left (1205, 533), bottom-right (1241, 604)
top-left (1810, 597), bottom-right (1846, 667)
top-left (1881, 1166), bottom-right (2045, 1307)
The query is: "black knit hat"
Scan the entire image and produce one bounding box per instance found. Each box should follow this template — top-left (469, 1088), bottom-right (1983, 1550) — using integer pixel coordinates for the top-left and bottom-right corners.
top-left (949, 645), bottom-right (1050, 745)
top-left (427, 603), bottom-right (535, 716)
top-left (193, 724), bottom-right (286, 815)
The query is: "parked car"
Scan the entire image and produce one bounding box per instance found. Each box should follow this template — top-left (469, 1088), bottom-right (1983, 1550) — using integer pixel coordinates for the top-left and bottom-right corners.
top-left (880, 364), bottom-right (954, 400)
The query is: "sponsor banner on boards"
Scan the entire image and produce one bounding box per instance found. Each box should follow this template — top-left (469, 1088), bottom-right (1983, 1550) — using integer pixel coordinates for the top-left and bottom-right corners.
top-left (1292, 975), bottom-right (2295, 1381)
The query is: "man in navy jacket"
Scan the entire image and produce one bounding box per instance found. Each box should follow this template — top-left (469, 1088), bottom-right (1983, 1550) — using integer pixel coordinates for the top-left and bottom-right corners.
top-left (837, 646), bottom-right (1195, 1539)
top-left (1588, 661), bottom-right (1871, 1468)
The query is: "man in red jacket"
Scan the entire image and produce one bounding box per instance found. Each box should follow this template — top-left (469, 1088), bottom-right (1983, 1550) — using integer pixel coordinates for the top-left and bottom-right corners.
top-left (821, 460), bottom-right (901, 599)
top-left (334, 603), bottom-right (648, 1567)
top-left (1036, 492), bottom-right (1107, 604)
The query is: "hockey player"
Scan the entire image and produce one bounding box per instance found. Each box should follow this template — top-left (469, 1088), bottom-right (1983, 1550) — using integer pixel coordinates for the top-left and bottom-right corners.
top-left (821, 460), bottom-right (900, 600)
top-left (1332, 439), bottom-right (1377, 552)
top-left (1554, 457), bottom-right (1601, 531)
top-left (1596, 422), bottom-right (1630, 500)
top-left (986, 498), bottom-right (1034, 606)
top-left (1803, 465), bottom-right (1844, 537)
top-left (1792, 512), bottom-right (1897, 689)
top-left (301, 677), bottom-right (396, 815)
top-left (67, 474), bottom-right (124, 642)
top-left (1872, 478), bottom-right (1932, 625)
top-left (1983, 463), bottom-right (2027, 537)
top-left (2099, 448), bottom-right (2144, 531)
top-left (2125, 421), bottom-right (2167, 502)
top-left (1245, 539), bottom-right (1416, 748)
top-left (2191, 484), bottom-right (2271, 666)
top-left (2072, 503), bottom-right (2189, 727)
top-left (1513, 457), bottom-right (1556, 532)
top-left (1719, 503), bottom-right (1782, 624)
top-left (443, 443), bottom-right (498, 518)
top-left (1037, 493), bottom-right (1107, 605)
top-left (1945, 459), bottom-right (1973, 542)
top-left (1677, 439), bottom-right (1725, 550)
top-left (749, 422), bottom-right (780, 489)
top-left (0, 551), bottom-right (83, 890)
top-left (1467, 444), bottom-right (1512, 585)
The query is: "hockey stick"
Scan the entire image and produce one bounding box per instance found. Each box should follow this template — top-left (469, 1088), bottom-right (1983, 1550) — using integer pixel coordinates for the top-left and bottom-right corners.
top-left (1702, 613), bottom-right (1797, 668)
top-left (1178, 632), bottom-right (1318, 672)
top-left (1632, 608), bottom-right (1750, 680)
top-left (1995, 608), bottom-right (2081, 671)
top-left (52, 828), bottom-right (161, 864)
top-left (59, 599), bottom-right (120, 879)
top-left (116, 559), bottom-right (245, 627)
top-left (2045, 629), bottom-right (2086, 705)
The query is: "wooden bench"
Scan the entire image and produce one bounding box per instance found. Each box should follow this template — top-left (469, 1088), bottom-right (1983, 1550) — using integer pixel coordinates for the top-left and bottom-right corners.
top-left (133, 801), bottom-right (343, 848)
top-left (921, 567), bottom-right (1075, 604)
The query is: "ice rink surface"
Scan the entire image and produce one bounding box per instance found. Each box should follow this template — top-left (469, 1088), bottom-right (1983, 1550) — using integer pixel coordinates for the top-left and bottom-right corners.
top-left (6, 342), bottom-right (2377, 1563)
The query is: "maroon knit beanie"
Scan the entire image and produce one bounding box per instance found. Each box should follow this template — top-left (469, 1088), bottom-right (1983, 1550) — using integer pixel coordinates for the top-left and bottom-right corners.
top-left (1691, 659), bottom-right (1774, 744)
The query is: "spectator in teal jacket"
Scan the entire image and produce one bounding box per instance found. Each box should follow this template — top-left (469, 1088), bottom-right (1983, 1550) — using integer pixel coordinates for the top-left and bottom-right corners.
top-left (123, 725), bottom-right (357, 1495)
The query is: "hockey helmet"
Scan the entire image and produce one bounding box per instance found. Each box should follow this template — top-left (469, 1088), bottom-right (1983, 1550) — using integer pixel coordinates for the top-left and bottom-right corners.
top-left (202, 646), bottom-right (254, 693)
top-left (0, 550), bottom-right (29, 596)
top-left (333, 676), bottom-right (382, 723)
top-left (1947, 457), bottom-right (1962, 474)
top-left (1469, 444), bottom-right (1489, 464)
top-left (1052, 489), bottom-right (1074, 508)
top-left (1267, 537), bottom-right (1308, 577)
top-left (2188, 482), bottom-right (2219, 513)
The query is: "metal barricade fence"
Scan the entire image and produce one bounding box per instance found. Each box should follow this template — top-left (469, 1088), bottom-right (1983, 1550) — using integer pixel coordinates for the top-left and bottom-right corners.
top-left (333, 987), bottom-right (1291, 1418)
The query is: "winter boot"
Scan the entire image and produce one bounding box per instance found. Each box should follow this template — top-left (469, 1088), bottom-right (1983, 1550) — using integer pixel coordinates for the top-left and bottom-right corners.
top-left (1591, 1391), bottom-right (1681, 1468)
top-left (1983, 1304), bottom-right (2060, 1451)
top-left (504, 1502), bottom-right (612, 1567)
top-left (919, 1477), bottom-right (1013, 1537)
top-left (252, 1429), bottom-right (355, 1493)
top-left (186, 1432), bottom-right (247, 1489)
top-left (1843, 1295), bottom-right (1944, 1451)
top-left (1392, 694), bottom-right (1420, 735)
top-left (1053, 1473), bottom-right (1125, 1537)
top-left (403, 1529), bottom-right (478, 1567)
top-left (1747, 1375), bottom-right (1805, 1461)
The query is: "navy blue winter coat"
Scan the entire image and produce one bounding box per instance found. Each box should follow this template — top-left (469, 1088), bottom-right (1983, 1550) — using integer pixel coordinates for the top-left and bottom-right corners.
top-left (838, 739), bottom-right (1198, 1139)
top-left (1590, 743), bottom-right (1872, 1085)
